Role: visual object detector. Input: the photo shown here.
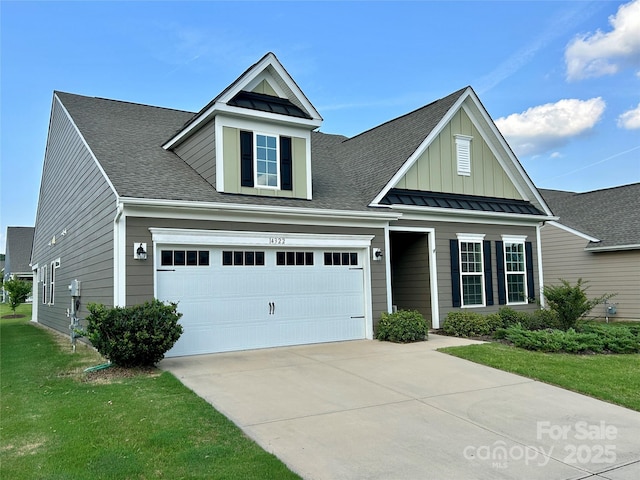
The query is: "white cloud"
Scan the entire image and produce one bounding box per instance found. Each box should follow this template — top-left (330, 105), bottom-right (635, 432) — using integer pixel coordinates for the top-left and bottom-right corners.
top-left (495, 97), bottom-right (606, 157)
top-left (617, 103), bottom-right (640, 129)
top-left (565, 0), bottom-right (640, 81)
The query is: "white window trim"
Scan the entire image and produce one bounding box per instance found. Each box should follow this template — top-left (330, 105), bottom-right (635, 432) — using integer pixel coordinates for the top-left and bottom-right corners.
top-left (42, 265), bottom-right (48, 305)
top-left (49, 259), bottom-right (60, 305)
top-left (455, 134), bottom-right (472, 176)
top-left (456, 233), bottom-right (485, 308)
top-left (501, 236), bottom-right (528, 305)
top-left (254, 131), bottom-right (280, 190)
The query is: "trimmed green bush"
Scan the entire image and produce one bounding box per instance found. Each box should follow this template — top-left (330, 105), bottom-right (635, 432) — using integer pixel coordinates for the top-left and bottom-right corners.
top-left (496, 307), bottom-right (529, 328)
top-left (86, 300), bottom-right (183, 367)
top-left (376, 310), bottom-right (428, 343)
top-left (504, 323), bottom-right (640, 354)
top-left (442, 311), bottom-right (502, 337)
top-left (522, 308), bottom-right (561, 331)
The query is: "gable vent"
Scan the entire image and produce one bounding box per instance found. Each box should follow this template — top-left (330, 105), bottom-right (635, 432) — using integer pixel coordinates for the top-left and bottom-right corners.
top-left (455, 135), bottom-right (472, 176)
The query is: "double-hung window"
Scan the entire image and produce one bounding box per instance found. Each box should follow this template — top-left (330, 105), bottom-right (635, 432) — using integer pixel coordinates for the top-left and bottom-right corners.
top-left (240, 130), bottom-right (292, 191)
top-left (458, 234), bottom-right (485, 307)
top-left (502, 236), bottom-right (527, 304)
top-left (255, 134), bottom-right (279, 188)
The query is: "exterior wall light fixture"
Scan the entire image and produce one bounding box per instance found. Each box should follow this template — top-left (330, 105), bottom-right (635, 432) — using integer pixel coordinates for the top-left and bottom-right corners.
top-left (134, 243), bottom-right (148, 260)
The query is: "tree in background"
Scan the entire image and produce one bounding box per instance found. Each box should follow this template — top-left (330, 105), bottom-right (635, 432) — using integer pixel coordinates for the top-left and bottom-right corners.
top-left (3, 278), bottom-right (32, 315)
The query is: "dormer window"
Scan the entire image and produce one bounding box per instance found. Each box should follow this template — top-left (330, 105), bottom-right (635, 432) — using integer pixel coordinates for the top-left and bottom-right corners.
top-left (256, 134), bottom-right (279, 187)
top-left (240, 130), bottom-right (292, 191)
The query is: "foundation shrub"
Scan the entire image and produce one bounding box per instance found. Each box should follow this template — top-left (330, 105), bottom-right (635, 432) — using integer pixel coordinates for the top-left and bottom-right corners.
top-left (86, 300), bottom-right (183, 367)
top-left (504, 323), bottom-right (640, 354)
top-left (442, 311), bottom-right (502, 337)
top-left (376, 310), bottom-right (428, 343)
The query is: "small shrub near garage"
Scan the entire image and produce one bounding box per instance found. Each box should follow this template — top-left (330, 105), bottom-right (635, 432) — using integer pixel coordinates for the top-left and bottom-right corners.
top-left (86, 299), bottom-right (183, 367)
top-left (442, 311), bottom-right (503, 337)
top-left (376, 310), bottom-right (428, 343)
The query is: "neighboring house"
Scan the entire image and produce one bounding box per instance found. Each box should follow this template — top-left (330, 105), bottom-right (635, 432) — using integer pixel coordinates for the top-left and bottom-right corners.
top-left (3, 227), bottom-right (35, 302)
top-left (540, 184), bottom-right (640, 321)
top-left (32, 52), bottom-right (553, 356)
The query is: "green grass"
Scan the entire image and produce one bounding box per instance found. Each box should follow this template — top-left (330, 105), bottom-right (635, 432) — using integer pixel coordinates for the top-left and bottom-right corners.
top-left (0, 301), bottom-right (32, 318)
top-left (1, 312), bottom-right (301, 480)
top-left (440, 342), bottom-right (640, 412)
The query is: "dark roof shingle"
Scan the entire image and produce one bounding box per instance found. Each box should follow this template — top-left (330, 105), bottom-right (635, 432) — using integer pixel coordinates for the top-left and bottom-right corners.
top-left (540, 184), bottom-right (640, 249)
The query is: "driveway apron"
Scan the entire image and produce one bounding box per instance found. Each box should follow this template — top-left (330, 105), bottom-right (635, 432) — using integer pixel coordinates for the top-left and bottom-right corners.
top-left (161, 335), bottom-right (640, 480)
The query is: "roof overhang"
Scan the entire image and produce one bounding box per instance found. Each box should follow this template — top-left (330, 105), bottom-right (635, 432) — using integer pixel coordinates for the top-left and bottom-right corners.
top-left (118, 197), bottom-right (401, 228)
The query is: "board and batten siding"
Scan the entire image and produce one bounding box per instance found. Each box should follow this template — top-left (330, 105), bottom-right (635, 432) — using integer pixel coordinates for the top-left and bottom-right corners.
top-left (125, 217), bottom-right (388, 325)
top-left (173, 120), bottom-right (216, 188)
top-left (221, 126), bottom-right (308, 199)
top-left (395, 108), bottom-right (522, 200)
top-left (541, 224), bottom-right (640, 320)
top-left (32, 95), bottom-right (118, 335)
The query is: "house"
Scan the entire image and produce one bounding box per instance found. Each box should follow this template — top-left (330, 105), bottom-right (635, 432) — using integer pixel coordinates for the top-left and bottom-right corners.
top-left (540, 184), bottom-right (640, 320)
top-left (32, 52), bottom-right (554, 356)
top-left (3, 227), bottom-right (35, 302)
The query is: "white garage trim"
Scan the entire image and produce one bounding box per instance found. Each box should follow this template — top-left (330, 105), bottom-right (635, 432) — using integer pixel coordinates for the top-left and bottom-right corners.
top-left (149, 228), bottom-right (374, 248)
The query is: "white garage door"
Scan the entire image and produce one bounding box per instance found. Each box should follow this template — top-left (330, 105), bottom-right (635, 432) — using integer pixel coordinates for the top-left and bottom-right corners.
top-left (157, 246), bottom-right (367, 356)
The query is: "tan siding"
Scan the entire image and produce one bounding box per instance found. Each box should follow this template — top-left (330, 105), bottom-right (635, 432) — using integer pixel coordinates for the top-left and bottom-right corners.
top-left (393, 219), bottom-right (540, 325)
top-left (174, 121), bottom-right (216, 187)
top-left (541, 224), bottom-right (640, 320)
top-left (223, 126), bottom-right (240, 192)
top-left (391, 233), bottom-right (431, 325)
top-left (125, 217), bottom-right (389, 322)
top-left (395, 109), bottom-right (522, 199)
top-left (223, 126), bottom-right (308, 199)
top-left (32, 97), bottom-right (117, 335)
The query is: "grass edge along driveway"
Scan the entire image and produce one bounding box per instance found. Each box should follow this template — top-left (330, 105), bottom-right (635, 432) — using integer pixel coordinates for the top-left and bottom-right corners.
top-left (0, 312), bottom-right (301, 480)
top-left (439, 342), bottom-right (640, 412)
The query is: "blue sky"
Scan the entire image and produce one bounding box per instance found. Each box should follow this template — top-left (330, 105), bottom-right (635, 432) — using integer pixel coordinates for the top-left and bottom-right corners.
top-left (1, 0), bottom-right (639, 252)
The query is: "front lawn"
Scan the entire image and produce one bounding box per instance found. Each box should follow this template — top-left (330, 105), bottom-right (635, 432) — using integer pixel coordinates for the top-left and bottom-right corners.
top-left (0, 315), bottom-right (301, 480)
top-left (440, 342), bottom-right (640, 412)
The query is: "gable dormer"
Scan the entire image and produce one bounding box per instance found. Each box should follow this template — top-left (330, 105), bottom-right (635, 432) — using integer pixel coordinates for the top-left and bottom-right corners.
top-left (164, 52), bottom-right (321, 200)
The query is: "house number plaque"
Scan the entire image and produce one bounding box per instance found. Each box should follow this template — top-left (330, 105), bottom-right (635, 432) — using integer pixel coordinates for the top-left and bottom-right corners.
top-left (269, 237), bottom-right (286, 245)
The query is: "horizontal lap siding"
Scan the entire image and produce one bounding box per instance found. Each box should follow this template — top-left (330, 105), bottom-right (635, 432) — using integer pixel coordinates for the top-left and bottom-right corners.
top-left (393, 219), bottom-right (540, 325)
top-left (125, 218), bottom-right (388, 325)
top-left (541, 225), bottom-right (640, 320)
top-left (32, 97), bottom-right (117, 335)
top-left (174, 121), bottom-right (216, 187)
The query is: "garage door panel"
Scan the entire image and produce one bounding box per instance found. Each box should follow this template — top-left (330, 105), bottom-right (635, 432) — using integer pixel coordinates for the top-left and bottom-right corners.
top-left (158, 246), bottom-right (367, 356)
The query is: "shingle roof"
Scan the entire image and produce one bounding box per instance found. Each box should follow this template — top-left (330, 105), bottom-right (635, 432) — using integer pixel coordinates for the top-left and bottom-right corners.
top-left (55, 86), bottom-right (540, 218)
top-left (381, 189), bottom-right (545, 215)
top-left (338, 88), bottom-right (467, 204)
top-left (540, 184), bottom-right (640, 249)
top-left (5, 227), bottom-right (34, 275)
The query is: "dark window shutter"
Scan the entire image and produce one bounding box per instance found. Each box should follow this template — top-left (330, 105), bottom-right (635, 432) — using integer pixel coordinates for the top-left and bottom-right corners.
top-left (280, 136), bottom-right (292, 191)
top-left (495, 241), bottom-right (506, 305)
top-left (483, 240), bottom-right (493, 306)
top-left (450, 239), bottom-right (461, 307)
top-left (525, 241), bottom-right (535, 301)
top-left (240, 130), bottom-right (254, 187)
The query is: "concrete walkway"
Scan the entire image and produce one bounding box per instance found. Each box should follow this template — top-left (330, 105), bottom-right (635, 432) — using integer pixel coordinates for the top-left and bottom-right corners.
top-left (161, 335), bottom-right (640, 480)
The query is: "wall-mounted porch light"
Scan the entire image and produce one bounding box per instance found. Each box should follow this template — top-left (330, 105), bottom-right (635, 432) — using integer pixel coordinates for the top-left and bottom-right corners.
top-left (134, 243), bottom-right (147, 260)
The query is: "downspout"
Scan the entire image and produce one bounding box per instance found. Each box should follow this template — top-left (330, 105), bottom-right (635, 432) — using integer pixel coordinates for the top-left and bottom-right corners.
top-left (536, 222), bottom-right (545, 308)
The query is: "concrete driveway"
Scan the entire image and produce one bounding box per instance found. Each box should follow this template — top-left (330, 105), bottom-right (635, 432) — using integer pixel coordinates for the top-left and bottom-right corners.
top-left (161, 335), bottom-right (640, 480)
